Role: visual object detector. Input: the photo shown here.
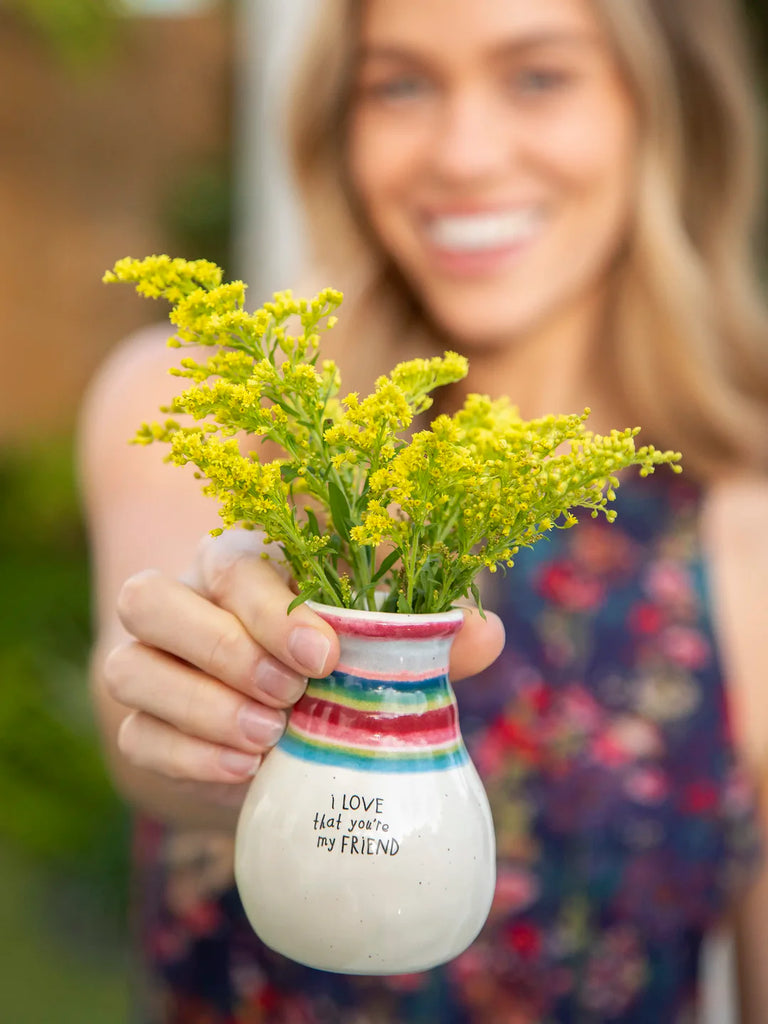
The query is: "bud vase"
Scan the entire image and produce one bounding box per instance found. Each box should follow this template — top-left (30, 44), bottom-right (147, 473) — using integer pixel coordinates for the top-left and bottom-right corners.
top-left (234, 600), bottom-right (496, 975)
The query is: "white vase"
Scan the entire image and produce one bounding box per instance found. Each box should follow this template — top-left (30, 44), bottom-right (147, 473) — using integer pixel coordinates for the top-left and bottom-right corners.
top-left (234, 601), bottom-right (496, 975)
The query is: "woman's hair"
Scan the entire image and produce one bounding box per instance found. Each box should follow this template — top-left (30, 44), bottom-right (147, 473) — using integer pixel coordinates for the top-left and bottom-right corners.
top-left (287, 0), bottom-right (768, 478)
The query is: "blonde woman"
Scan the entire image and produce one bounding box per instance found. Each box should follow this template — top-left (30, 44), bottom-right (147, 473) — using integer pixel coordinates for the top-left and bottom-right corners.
top-left (80, 0), bottom-right (768, 1020)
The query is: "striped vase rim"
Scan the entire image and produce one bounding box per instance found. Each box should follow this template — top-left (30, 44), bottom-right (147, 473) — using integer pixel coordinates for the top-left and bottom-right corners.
top-left (306, 600), bottom-right (465, 639)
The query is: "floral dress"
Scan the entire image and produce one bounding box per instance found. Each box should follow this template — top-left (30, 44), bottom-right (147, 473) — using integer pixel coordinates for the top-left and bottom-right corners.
top-left (133, 470), bottom-right (762, 1024)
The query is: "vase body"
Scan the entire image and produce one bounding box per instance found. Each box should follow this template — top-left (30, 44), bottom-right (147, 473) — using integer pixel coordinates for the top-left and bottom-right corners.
top-left (234, 601), bottom-right (496, 975)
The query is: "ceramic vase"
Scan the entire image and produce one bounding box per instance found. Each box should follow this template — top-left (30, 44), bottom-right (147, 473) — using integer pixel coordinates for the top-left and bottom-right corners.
top-left (234, 601), bottom-right (496, 975)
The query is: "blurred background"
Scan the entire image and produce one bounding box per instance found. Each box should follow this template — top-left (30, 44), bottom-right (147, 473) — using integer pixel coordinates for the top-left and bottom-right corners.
top-left (0, 2), bottom-right (233, 1021)
top-left (0, 1), bottom-right (765, 1022)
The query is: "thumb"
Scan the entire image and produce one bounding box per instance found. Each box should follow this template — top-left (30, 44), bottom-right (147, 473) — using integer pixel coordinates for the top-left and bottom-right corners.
top-left (450, 607), bottom-right (505, 681)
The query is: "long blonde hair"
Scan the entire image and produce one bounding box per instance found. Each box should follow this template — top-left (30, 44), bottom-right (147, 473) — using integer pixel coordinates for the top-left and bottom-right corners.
top-left (288, 0), bottom-right (768, 478)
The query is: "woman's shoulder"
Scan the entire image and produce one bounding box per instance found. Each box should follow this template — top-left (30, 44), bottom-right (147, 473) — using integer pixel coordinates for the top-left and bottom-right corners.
top-left (702, 471), bottom-right (768, 775)
top-left (80, 322), bottom-right (183, 427)
top-left (77, 323), bottom-right (213, 522)
top-left (702, 471), bottom-right (768, 584)
top-left (78, 323), bottom-right (177, 479)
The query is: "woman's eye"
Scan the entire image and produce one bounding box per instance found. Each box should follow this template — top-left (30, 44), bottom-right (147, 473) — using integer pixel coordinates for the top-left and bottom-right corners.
top-left (360, 75), bottom-right (431, 103)
top-left (513, 68), bottom-right (571, 95)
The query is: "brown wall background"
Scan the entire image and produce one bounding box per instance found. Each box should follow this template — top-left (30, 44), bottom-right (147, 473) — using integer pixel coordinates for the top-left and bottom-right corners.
top-left (0, 9), bottom-right (233, 443)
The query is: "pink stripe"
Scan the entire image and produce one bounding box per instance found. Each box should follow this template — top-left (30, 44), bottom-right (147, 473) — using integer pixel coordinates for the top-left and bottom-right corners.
top-left (333, 661), bottom-right (442, 682)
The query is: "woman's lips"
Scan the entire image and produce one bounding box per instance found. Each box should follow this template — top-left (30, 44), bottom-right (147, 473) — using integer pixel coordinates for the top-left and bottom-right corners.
top-left (422, 208), bottom-right (541, 276)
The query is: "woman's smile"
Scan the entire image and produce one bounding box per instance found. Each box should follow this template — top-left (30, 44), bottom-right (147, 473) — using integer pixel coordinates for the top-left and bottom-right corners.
top-left (421, 206), bottom-right (544, 277)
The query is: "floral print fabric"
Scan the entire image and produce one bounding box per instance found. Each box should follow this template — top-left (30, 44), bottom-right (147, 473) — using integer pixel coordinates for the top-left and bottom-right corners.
top-left (134, 470), bottom-right (761, 1023)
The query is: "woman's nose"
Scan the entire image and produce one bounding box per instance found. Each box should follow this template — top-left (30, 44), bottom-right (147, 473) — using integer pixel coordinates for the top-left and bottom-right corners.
top-left (429, 90), bottom-right (512, 183)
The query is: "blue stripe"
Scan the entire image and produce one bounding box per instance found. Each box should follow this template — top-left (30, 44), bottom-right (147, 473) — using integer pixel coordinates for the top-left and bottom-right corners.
top-left (316, 671), bottom-right (449, 695)
top-left (278, 732), bottom-right (469, 772)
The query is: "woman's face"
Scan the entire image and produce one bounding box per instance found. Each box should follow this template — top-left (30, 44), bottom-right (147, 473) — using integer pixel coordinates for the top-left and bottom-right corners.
top-left (348, 0), bottom-right (637, 348)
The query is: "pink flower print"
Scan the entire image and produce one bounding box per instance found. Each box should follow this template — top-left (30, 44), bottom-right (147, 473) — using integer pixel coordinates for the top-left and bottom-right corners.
top-left (181, 900), bottom-right (224, 936)
top-left (629, 602), bottom-right (664, 635)
top-left (449, 947), bottom-right (547, 1024)
top-left (539, 562), bottom-right (605, 612)
top-left (591, 715), bottom-right (664, 767)
top-left (560, 685), bottom-right (604, 732)
top-left (722, 766), bottom-right (757, 818)
top-left (385, 972), bottom-right (429, 993)
top-left (682, 780), bottom-right (719, 814)
top-left (580, 925), bottom-right (647, 1016)
top-left (624, 767), bottom-right (670, 805)
top-left (473, 727), bottom-right (511, 776)
top-left (448, 944), bottom-right (493, 988)
top-left (570, 520), bottom-right (635, 574)
top-left (504, 921), bottom-right (544, 961)
top-left (493, 715), bottom-right (544, 766)
top-left (492, 866), bottom-right (540, 915)
top-left (518, 676), bottom-right (553, 715)
top-left (643, 560), bottom-right (695, 612)
top-left (659, 625), bottom-right (711, 670)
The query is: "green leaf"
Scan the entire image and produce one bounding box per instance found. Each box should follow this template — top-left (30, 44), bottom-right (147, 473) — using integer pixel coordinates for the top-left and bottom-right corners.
top-left (304, 506), bottom-right (321, 537)
top-left (371, 548), bottom-right (400, 583)
top-left (397, 593), bottom-right (412, 614)
top-left (327, 481), bottom-right (352, 541)
top-left (287, 589), bottom-right (316, 613)
top-left (327, 533), bottom-right (344, 554)
top-left (280, 464), bottom-right (301, 483)
top-left (469, 581), bottom-right (487, 620)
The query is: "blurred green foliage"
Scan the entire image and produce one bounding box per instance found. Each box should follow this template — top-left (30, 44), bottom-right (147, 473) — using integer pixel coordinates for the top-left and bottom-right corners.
top-left (0, 439), bottom-right (129, 925)
top-left (162, 159), bottom-right (234, 278)
top-left (3, 0), bottom-right (233, 68)
top-left (3, 0), bottom-right (120, 66)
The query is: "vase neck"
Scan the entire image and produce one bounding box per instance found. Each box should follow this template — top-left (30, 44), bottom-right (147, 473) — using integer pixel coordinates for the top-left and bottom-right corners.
top-left (279, 633), bottom-right (467, 773)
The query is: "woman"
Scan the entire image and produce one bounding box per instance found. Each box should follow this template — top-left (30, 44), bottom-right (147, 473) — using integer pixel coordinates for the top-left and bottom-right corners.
top-left (80, 0), bottom-right (768, 1020)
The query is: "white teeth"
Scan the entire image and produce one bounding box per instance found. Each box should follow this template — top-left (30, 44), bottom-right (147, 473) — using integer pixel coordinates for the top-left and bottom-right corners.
top-left (428, 210), bottom-right (539, 252)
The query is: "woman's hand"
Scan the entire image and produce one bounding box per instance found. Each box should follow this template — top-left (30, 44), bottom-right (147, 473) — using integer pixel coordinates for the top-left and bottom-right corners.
top-left (103, 530), bottom-right (340, 785)
top-left (103, 529), bottom-right (506, 789)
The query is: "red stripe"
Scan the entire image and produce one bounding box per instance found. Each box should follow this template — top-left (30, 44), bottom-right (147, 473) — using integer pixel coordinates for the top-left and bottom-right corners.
top-left (291, 696), bottom-right (459, 738)
top-left (291, 717), bottom-right (460, 750)
top-left (310, 606), bottom-right (464, 639)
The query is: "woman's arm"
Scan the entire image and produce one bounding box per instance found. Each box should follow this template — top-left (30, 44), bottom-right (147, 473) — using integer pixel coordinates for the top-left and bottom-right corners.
top-left (79, 326), bottom-right (338, 828)
top-left (79, 327), bottom-right (505, 831)
top-left (703, 474), bottom-right (768, 1022)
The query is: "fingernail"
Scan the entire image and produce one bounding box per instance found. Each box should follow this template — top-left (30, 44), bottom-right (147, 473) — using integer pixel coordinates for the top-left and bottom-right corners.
top-left (252, 657), bottom-right (307, 703)
top-left (220, 750), bottom-right (261, 777)
top-left (288, 628), bottom-right (332, 677)
top-left (238, 704), bottom-right (287, 748)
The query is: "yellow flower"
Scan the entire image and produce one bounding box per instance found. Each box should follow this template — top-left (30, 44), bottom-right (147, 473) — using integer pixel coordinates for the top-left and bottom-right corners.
top-left (111, 255), bottom-right (682, 613)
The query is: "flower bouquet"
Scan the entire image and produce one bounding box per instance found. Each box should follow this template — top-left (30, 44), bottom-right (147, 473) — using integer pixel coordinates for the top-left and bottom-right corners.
top-left (106, 254), bottom-right (681, 974)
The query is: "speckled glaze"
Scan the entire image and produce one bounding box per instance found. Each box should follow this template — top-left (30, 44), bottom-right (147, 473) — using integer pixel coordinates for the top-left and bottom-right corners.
top-left (234, 602), bottom-right (496, 975)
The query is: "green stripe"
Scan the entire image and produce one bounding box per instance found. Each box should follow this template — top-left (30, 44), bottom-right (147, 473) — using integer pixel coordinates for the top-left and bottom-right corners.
top-left (306, 676), bottom-right (452, 712)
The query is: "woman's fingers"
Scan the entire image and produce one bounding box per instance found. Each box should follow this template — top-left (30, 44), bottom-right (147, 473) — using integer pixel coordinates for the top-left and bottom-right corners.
top-left (191, 531), bottom-right (341, 678)
top-left (107, 530), bottom-right (342, 788)
top-left (116, 570), bottom-right (306, 709)
top-left (117, 709), bottom-right (263, 783)
top-left (450, 608), bottom-right (506, 681)
top-left (104, 641), bottom-right (288, 754)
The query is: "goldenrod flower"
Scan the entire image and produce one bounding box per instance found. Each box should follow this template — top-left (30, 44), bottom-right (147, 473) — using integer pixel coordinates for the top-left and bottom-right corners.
top-left (107, 256), bottom-right (682, 614)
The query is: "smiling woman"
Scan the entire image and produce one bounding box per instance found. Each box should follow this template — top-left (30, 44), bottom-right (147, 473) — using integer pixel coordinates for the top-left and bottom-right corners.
top-left (348, 0), bottom-right (636, 363)
top-left (80, 0), bottom-right (768, 1022)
